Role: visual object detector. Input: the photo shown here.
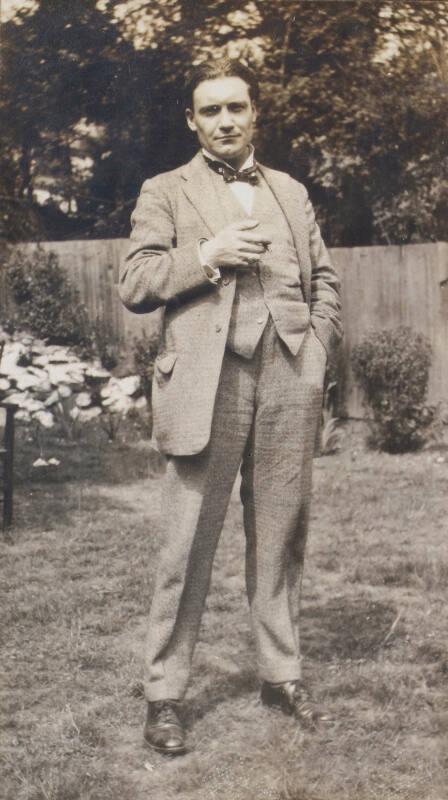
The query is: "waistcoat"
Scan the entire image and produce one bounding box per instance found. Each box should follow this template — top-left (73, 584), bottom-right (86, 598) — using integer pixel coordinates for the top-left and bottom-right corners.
top-left (210, 170), bottom-right (310, 359)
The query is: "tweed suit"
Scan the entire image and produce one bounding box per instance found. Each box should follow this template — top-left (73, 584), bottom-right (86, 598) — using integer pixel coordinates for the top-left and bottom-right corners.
top-left (119, 152), bottom-right (342, 701)
top-left (120, 152), bottom-right (342, 455)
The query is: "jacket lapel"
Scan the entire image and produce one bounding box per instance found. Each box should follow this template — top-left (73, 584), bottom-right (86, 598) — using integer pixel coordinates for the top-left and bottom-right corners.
top-left (258, 163), bottom-right (311, 302)
top-left (258, 164), bottom-right (308, 260)
top-left (180, 152), bottom-right (227, 236)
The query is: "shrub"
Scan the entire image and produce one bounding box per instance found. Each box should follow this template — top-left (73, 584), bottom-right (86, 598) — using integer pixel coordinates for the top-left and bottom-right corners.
top-left (5, 247), bottom-right (94, 356)
top-left (351, 326), bottom-right (435, 453)
top-left (133, 332), bottom-right (159, 407)
top-left (320, 380), bottom-right (342, 456)
top-left (92, 317), bottom-right (118, 371)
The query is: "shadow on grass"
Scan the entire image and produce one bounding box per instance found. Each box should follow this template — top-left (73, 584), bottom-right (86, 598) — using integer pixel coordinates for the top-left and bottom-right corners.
top-left (11, 481), bottom-right (155, 534)
top-left (8, 422), bottom-right (166, 533)
top-left (180, 598), bottom-right (401, 722)
top-left (14, 421), bottom-right (165, 489)
top-left (302, 597), bottom-right (400, 661)
top-left (185, 665), bottom-right (259, 724)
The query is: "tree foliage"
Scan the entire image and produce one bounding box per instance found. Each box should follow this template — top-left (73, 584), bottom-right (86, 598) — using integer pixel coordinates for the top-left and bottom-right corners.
top-left (1, 0), bottom-right (447, 245)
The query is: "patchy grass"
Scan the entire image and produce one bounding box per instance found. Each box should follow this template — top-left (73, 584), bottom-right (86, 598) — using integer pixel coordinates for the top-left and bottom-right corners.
top-left (1, 420), bottom-right (448, 800)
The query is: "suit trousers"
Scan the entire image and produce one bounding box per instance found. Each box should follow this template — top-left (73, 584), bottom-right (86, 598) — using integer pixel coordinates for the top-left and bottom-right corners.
top-left (144, 321), bottom-right (326, 701)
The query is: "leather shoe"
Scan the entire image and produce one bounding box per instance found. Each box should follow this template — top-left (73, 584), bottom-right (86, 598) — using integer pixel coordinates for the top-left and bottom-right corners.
top-left (261, 680), bottom-right (330, 726)
top-left (144, 700), bottom-right (186, 755)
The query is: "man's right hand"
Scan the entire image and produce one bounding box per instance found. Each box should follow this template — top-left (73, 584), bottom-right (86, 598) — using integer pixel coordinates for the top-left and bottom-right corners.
top-left (200, 219), bottom-right (272, 271)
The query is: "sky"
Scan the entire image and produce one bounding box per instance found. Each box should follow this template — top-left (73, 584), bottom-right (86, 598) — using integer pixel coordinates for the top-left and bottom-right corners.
top-left (0, 0), bottom-right (35, 22)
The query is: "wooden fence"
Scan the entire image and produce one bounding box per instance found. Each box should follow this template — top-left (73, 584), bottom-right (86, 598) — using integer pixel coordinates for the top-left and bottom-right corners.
top-left (332, 242), bottom-right (448, 415)
top-left (1, 239), bottom-right (447, 417)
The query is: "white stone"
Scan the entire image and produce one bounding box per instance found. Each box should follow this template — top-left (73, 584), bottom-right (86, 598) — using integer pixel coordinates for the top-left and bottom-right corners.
top-left (33, 457), bottom-right (48, 467)
top-left (47, 348), bottom-right (71, 363)
top-left (77, 406), bottom-right (102, 422)
top-left (107, 396), bottom-right (133, 414)
top-left (66, 370), bottom-right (85, 384)
top-left (4, 364), bottom-right (28, 381)
top-left (134, 395), bottom-right (148, 410)
top-left (1, 342), bottom-right (28, 372)
top-left (44, 390), bottom-right (60, 407)
top-left (47, 364), bottom-right (71, 385)
top-left (16, 372), bottom-right (46, 392)
top-left (33, 380), bottom-right (53, 397)
top-left (57, 384), bottom-right (72, 399)
top-left (22, 397), bottom-right (46, 413)
top-left (0, 378), bottom-right (11, 391)
top-left (4, 391), bottom-right (29, 408)
top-left (30, 355), bottom-right (50, 367)
top-left (85, 367), bottom-right (111, 381)
top-left (47, 364), bottom-right (84, 386)
top-left (15, 409), bottom-right (31, 423)
top-left (75, 392), bottom-right (92, 408)
top-left (27, 366), bottom-right (49, 379)
top-left (100, 380), bottom-right (117, 399)
top-left (48, 457), bottom-right (61, 466)
top-left (118, 375), bottom-right (141, 396)
top-left (33, 410), bottom-right (55, 428)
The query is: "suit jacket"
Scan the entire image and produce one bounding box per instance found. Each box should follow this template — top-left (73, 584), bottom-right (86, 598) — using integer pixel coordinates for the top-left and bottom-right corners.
top-left (119, 152), bottom-right (342, 456)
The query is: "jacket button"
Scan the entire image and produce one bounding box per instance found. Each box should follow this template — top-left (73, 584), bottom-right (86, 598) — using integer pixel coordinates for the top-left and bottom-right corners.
top-left (222, 276), bottom-right (230, 286)
top-left (257, 317), bottom-right (265, 324)
top-left (215, 323), bottom-right (222, 332)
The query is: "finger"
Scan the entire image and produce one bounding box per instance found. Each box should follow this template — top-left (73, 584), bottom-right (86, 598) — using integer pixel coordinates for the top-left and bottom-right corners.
top-left (240, 252), bottom-right (260, 264)
top-left (237, 243), bottom-right (265, 254)
top-left (239, 232), bottom-right (272, 245)
top-left (233, 219), bottom-right (260, 231)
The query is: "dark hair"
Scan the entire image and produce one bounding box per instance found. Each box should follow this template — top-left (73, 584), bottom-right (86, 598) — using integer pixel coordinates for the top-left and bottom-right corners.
top-left (184, 58), bottom-right (259, 109)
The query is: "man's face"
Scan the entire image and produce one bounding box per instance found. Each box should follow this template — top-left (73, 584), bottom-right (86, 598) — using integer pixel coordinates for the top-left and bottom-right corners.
top-left (186, 76), bottom-right (256, 169)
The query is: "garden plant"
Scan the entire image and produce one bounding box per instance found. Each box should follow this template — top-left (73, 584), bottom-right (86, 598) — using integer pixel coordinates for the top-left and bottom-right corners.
top-left (351, 326), bottom-right (435, 453)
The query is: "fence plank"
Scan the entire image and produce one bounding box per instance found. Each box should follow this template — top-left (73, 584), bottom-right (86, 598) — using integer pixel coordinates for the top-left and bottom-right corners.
top-left (1, 240), bottom-right (446, 417)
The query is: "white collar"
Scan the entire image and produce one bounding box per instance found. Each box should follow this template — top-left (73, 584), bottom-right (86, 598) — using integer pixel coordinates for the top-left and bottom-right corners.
top-left (202, 145), bottom-right (255, 171)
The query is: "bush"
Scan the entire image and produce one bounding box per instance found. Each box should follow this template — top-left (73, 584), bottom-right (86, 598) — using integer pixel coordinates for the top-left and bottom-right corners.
top-left (351, 326), bottom-right (435, 453)
top-left (92, 317), bottom-right (118, 371)
top-left (133, 332), bottom-right (159, 407)
top-left (5, 247), bottom-right (94, 356)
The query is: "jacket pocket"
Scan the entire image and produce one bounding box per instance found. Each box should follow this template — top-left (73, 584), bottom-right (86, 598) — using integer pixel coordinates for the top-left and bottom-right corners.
top-left (154, 352), bottom-right (177, 384)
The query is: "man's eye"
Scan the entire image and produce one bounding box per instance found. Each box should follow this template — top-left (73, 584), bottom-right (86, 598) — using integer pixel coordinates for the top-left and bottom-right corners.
top-left (202, 107), bottom-right (219, 115)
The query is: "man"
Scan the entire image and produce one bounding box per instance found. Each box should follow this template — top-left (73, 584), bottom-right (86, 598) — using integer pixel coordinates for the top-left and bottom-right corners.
top-left (119, 58), bottom-right (342, 755)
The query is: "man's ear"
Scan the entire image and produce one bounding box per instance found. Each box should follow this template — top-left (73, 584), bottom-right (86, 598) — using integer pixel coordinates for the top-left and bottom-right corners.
top-left (185, 109), bottom-right (197, 132)
top-left (252, 102), bottom-right (257, 124)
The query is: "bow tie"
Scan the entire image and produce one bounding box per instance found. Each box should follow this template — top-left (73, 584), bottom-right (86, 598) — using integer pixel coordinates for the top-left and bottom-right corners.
top-left (204, 156), bottom-right (259, 185)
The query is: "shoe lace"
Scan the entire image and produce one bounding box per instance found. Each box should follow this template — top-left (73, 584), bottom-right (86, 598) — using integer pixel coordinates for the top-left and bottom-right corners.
top-left (153, 701), bottom-right (181, 726)
top-left (293, 686), bottom-right (330, 722)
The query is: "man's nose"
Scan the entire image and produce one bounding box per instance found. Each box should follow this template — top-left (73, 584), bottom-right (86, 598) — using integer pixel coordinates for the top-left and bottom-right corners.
top-left (218, 109), bottom-right (235, 130)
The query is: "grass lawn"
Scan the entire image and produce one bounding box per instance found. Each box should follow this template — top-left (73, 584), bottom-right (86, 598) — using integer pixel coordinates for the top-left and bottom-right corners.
top-left (1, 419), bottom-right (448, 800)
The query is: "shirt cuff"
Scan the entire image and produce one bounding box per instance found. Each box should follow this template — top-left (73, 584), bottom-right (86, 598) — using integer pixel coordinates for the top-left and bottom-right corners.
top-left (198, 239), bottom-right (221, 285)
